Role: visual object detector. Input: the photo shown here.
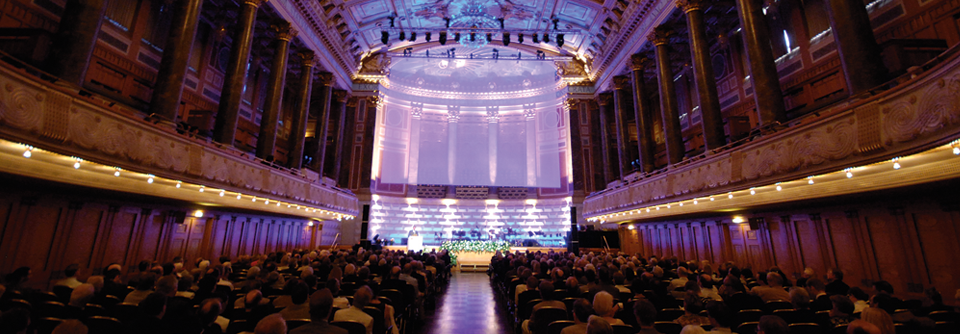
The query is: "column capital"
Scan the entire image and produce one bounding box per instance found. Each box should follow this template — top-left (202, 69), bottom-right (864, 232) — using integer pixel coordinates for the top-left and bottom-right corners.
top-left (317, 72), bottom-right (334, 86)
top-left (333, 90), bottom-right (349, 102)
top-left (613, 75), bottom-right (630, 90)
top-left (630, 54), bottom-right (653, 71)
top-left (677, 0), bottom-right (709, 13)
top-left (243, 0), bottom-right (268, 7)
top-left (597, 93), bottom-right (614, 106)
top-left (297, 51), bottom-right (316, 68)
top-left (271, 21), bottom-right (297, 41)
top-left (647, 26), bottom-right (674, 46)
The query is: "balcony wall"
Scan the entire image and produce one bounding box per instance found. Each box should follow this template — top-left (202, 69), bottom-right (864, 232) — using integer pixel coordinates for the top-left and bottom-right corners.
top-left (584, 46), bottom-right (960, 220)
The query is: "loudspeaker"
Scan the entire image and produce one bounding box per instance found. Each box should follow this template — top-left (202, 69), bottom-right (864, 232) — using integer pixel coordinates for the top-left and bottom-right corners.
top-left (748, 217), bottom-right (764, 230)
top-left (568, 206), bottom-right (579, 254)
top-left (360, 204), bottom-right (370, 240)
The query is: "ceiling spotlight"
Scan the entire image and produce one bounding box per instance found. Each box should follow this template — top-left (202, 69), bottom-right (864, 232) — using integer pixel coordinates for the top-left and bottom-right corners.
top-left (176, 181), bottom-right (181, 188)
top-left (518, 33), bottom-right (524, 44)
top-left (454, 32), bottom-right (461, 42)
top-left (954, 147), bottom-right (960, 155)
top-left (502, 32), bottom-right (510, 46)
top-left (543, 33), bottom-right (550, 43)
top-left (380, 31), bottom-right (389, 45)
top-left (409, 31), bottom-right (417, 41)
top-left (219, 190), bottom-right (225, 197)
top-left (237, 193), bottom-right (242, 199)
top-left (776, 183), bottom-right (782, 191)
top-left (892, 158), bottom-right (901, 170)
top-left (265, 199), bottom-right (269, 205)
top-left (846, 170), bottom-right (853, 178)
top-left (199, 186), bottom-right (204, 193)
top-left (22, 146), bottom-right (33, 158)
top-left (425, 32), bottom-right (432, 42)
top-left (557, 34), bottom-right (564, 48)
top-left (73, 158), bottom-right (82, 169)
top-left (308, 222), bottom-right (314, 227)
top-left (728, 192), bottom-right (733, 199)
top-left (114, 168), bottom-right (121, 177)
top-left (533, 34), bottom-right (540, 43)
top-left (398, 31), bottom-right (406, 41)
top-left (194, 210), bottom-right (204, 218)
top-left (627, 224), bottom-right (635, 230)
top-left (147, 176), bottom-right (154, 184)
top-left (439, 32), bottom-right (447, 45)
top-left (486, 33), bottom-right (493, 43)
top-left (252, 197), bottom-right (257, 202)
top-left (750, 188), bottom-right (755, 195)
top-left (808, 176), bottom-right (815, 185)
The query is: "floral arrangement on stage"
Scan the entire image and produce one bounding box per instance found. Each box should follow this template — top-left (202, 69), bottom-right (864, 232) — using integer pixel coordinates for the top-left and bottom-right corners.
top-left (440, 240), bottom-right (511, 254)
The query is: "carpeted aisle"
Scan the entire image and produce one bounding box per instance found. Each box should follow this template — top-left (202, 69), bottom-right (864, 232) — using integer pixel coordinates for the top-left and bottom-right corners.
top-left (420, 272), bottom-right (513, 334)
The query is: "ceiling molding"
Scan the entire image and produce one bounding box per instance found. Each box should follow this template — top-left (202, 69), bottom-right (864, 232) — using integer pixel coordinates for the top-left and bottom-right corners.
top-left (273, 0), bottom-right (357, 91)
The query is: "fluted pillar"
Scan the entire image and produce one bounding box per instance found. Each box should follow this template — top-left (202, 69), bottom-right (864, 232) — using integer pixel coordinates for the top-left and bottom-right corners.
top-left (649, 26), bottom-right (685, 165)
top-left (256, 22), bottom-right (296, 161)
top-left (678, 0), bottom-right (726, 150)
top-left (630, 55), bottom-right (656, 173)
top-left (827, 0), bottom-right (888, 94)
top-left (46, 0), bottom-right (106, 86)
top-left (287, 51), bottom-right (316, 170)
top-left (213, 0), bottom-right (266, 146)
top-left (612, 76), bottom-right (633, 177)
top-left (734, 0), bottom-right (787, 126)
top-left (310, 72), bottom-right (334, 174)
top-left (330, 90), bottom-right (350, 179)
top-left (597, 93), bottom-right (617, 183)
top-left (147, 0), bottom-right (206, 124)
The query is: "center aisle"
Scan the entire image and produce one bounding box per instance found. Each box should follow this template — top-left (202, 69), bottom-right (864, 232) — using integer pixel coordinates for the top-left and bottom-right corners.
top-left (421, 272), bottom-right (513, 334)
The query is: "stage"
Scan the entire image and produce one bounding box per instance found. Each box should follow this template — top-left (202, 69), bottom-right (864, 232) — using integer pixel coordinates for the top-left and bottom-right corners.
top-left (383, 245), bottom-right (567, 272)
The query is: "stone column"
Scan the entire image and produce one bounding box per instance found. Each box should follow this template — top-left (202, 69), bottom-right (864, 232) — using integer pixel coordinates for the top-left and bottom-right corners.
top-left (679, 0), bottom-right (726, 150)
top-left (597, 93), bottom-right (617, 183)
top-left (329, 90), bottom-right (349, 177)
top-left (213, 0), bottom-right (266, 146)
top-left (734, 0), bottom-right (787, 126)
top-left (46, 0), bottom-right (106, 86)
top-left (612, 75), bottom-right (633, 178)
top-left (649, 26), bottom-right (685, 165)
top-left (287, 51), bottom-right (315, 170)
top-left (449, 105), bottom-right (461, 185)
top-left (310, 72), bottom-right (334, 174)
top-left (630, 55), bottom-right (656, 173)
top-left (147, 0), bottom-right (206, 124)
top-left (827, 0), bottom-right (888, 94)
top-left (255, 22), bottom-right (296, 161)
top-left (337, 98), bottom-right (358, 187)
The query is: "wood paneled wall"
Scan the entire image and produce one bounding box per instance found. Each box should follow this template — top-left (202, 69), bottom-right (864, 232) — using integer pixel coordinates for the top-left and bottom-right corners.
top-left (618, 193), bottom-right (960, 301)
top-left (0, 191), bottom-right (320, 291)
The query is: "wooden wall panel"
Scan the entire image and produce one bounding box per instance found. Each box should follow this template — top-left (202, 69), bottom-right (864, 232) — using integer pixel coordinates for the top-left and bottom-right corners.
top-left (824, 214), bottom-right (869, 288)
top-left (61, 206), bottom-right (104, 269)
top-left (100, 210), bottom-right (138, 269)
top-left (795, 219), bottom-right (826, 276)
top-left (14, 202), bottom-right (63, 271)
top-left (864, 213), bottom-right (911, 294)
top-left (911, 209), bottom-right (960, 297)
top-left (766, 221), bottom-right (798, 274)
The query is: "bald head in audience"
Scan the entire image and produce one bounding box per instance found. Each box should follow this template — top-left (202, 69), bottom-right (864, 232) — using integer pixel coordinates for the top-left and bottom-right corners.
top-left (847, 320), bottom-right (882, 334)
top-left (254, 314), bottom-right (287, 334)
top-left (51, 320), bottom-right (87, 334)
top-left (586, 315), bottom-right (613, 334)
top-left (68, 283), bottom-right (95, 308)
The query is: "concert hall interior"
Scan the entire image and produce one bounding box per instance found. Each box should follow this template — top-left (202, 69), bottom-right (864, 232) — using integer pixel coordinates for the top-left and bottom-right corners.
top-left (1, 0), bottom-right (960, 333)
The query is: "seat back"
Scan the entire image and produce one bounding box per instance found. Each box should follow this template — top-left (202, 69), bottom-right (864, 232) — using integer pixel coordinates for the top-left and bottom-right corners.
top-left (2, 299), bottom-right (32, 312)
top-left (226, 319), bottom-right (253, 334)
top-left (929, 311), bottom-right (960, 322)
top-left (82, 303), bottom-right (108, 318)
top-left (657, 308), bottom-right (685, 321)
top-left (612, 324), bottom-right (636, 334)
top-left (772, 309), bottom-right (799, 324)
top-left (653, 321), bottom-right (683, 334)
top-left (286, 319), bottom-right (311, 330)
top-left (364, 306), bottom-right (387, 334)
top-left (763, 300), bottom-right (793, 314)
top-left (788, 323), bottom-right (823, 334)
top-left (935, 321), bottom-right (958, 334)
top-left (736, 321), bottom-right (759, 334)
top-left (52, 286), bottom-right (73, 304)
top-left (738, 309), bottom-right (763, 324)
top-left (332, 320), bottom-right (368, 334)
top-left (546, 320), bottom-right (575, 334)
top-left (33, 317), bottom-right (62, 334)
top-left (519, 299), bottom-right (542, 321)
top-left (85, 316), bottom-right (122, 334)
top-left (110, 302), bottom-right (139, 324)
top-left (531, 307), bottom-right (568, 334)
top-left (35, 301), bottom-right (66, 319)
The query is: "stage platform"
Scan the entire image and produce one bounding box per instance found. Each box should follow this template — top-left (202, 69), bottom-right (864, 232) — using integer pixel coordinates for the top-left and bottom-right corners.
top-left (382, 245), bottom-right (567, 272)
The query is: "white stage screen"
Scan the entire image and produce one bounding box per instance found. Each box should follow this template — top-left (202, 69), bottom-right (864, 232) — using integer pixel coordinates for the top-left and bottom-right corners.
top-left (375, 50), bottom-right (566, 187)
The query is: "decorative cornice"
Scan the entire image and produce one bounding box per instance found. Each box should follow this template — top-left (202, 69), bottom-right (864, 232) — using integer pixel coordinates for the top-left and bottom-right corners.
top-left (273, 0), bottom-right (356, 90)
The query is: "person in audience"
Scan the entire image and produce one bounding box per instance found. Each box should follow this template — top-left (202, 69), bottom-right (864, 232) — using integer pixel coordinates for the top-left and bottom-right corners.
top-left (333, 285), bottom-right (375, 334)
top-left (806, 278), bottom-right (831, 311)
top-left (871, 294), bottom-right (934, 332)
top-left (240, 290), bottom-right (274, 325)
top-left (280, 281), bottom-right (311, 320)
top-left (3, 267), bottom-right (32, 293)
top-left (291, 288), bottom-right (348, 334)
top-left (561, 298), bottom-right (593, 334)
top-left (705, 301), bottom-right (735, 334)
top-left (787, 287), bottom-right (815, 325)
top-left (826, 269), bottom-right (849, 296)
top-left (102, 269), bottom-right (128, 299)
top-left (829, 295), bottom-right (857, 328)
top-left (613, 271), bottom-right (631, 294)
top-left (750, 272), bottom-right (790, 302)
top-left (176, 273), bottom-right (195, 299)
top-left (846, 319), bottom-right (882, 334)
top-left (51, 319), bottom-right (87, 334)
top-left (720, 275), bottom-right (762, 312)
top-left (254, 313), bottom-right (287, 334)
top-left (126, 292), bottom-right (172, 334)
top-left (525, 281), bottom-right (567, 334)
top-left (65, 283), bottom-right (95, 319)
top-left (699, 274), bottom-right (722, 301)
top-left (859, 307), bottom-right (895, 334)
top-left (633, 299), bottom-right (661, 334)
top-left (680, 325), bottom-right (707, 334)
top-left (586, 315), bottom-right (614, 334)
top-left (921, 287), bottom-right (952, 314)
top-left (198, 298), bottom-right (227, 334)
top-left (795, 268), bottom-right (814, 290)
top-left (325, 278), bottom-right (348, 309)
top-left (848, 287), bottom-right (870, 314)
top-left (0, 307), bottom-right (30, 334)
top-left (55, 264), bottom-right (83, 288)
top-left (669, 267), bottom-right (690, 291)
top-left (756, 315), bottom-right (789, 334)
top-left (675, 294), bottom-right (710, 327)
top-left (592, 291), bottom-right (624, 326)
top-left (123, 272), bottom-right (157, 304)
top-left (870, 281), bottom-right (901, 308)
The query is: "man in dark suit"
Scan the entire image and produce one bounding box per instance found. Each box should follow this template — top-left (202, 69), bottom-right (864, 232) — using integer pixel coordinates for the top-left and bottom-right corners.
top-left (825, 269), bottom-right (850, 296)
top-left (290, 289), bottom-right (349, 334)
top-left (806, 278), bottom-right (832, 311)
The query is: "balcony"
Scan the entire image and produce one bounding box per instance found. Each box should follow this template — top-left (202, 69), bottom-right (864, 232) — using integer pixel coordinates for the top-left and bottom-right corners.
top-left (585, 45), bottom-right (960, 222)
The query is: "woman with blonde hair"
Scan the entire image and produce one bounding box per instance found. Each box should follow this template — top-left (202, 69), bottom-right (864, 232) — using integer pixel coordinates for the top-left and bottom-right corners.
top-left (860, 307), bottom-right (895, 334)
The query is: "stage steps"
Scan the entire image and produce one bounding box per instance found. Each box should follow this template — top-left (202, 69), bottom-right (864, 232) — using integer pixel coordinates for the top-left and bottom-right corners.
top-left (458, 263), bottom-right (489, 272)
